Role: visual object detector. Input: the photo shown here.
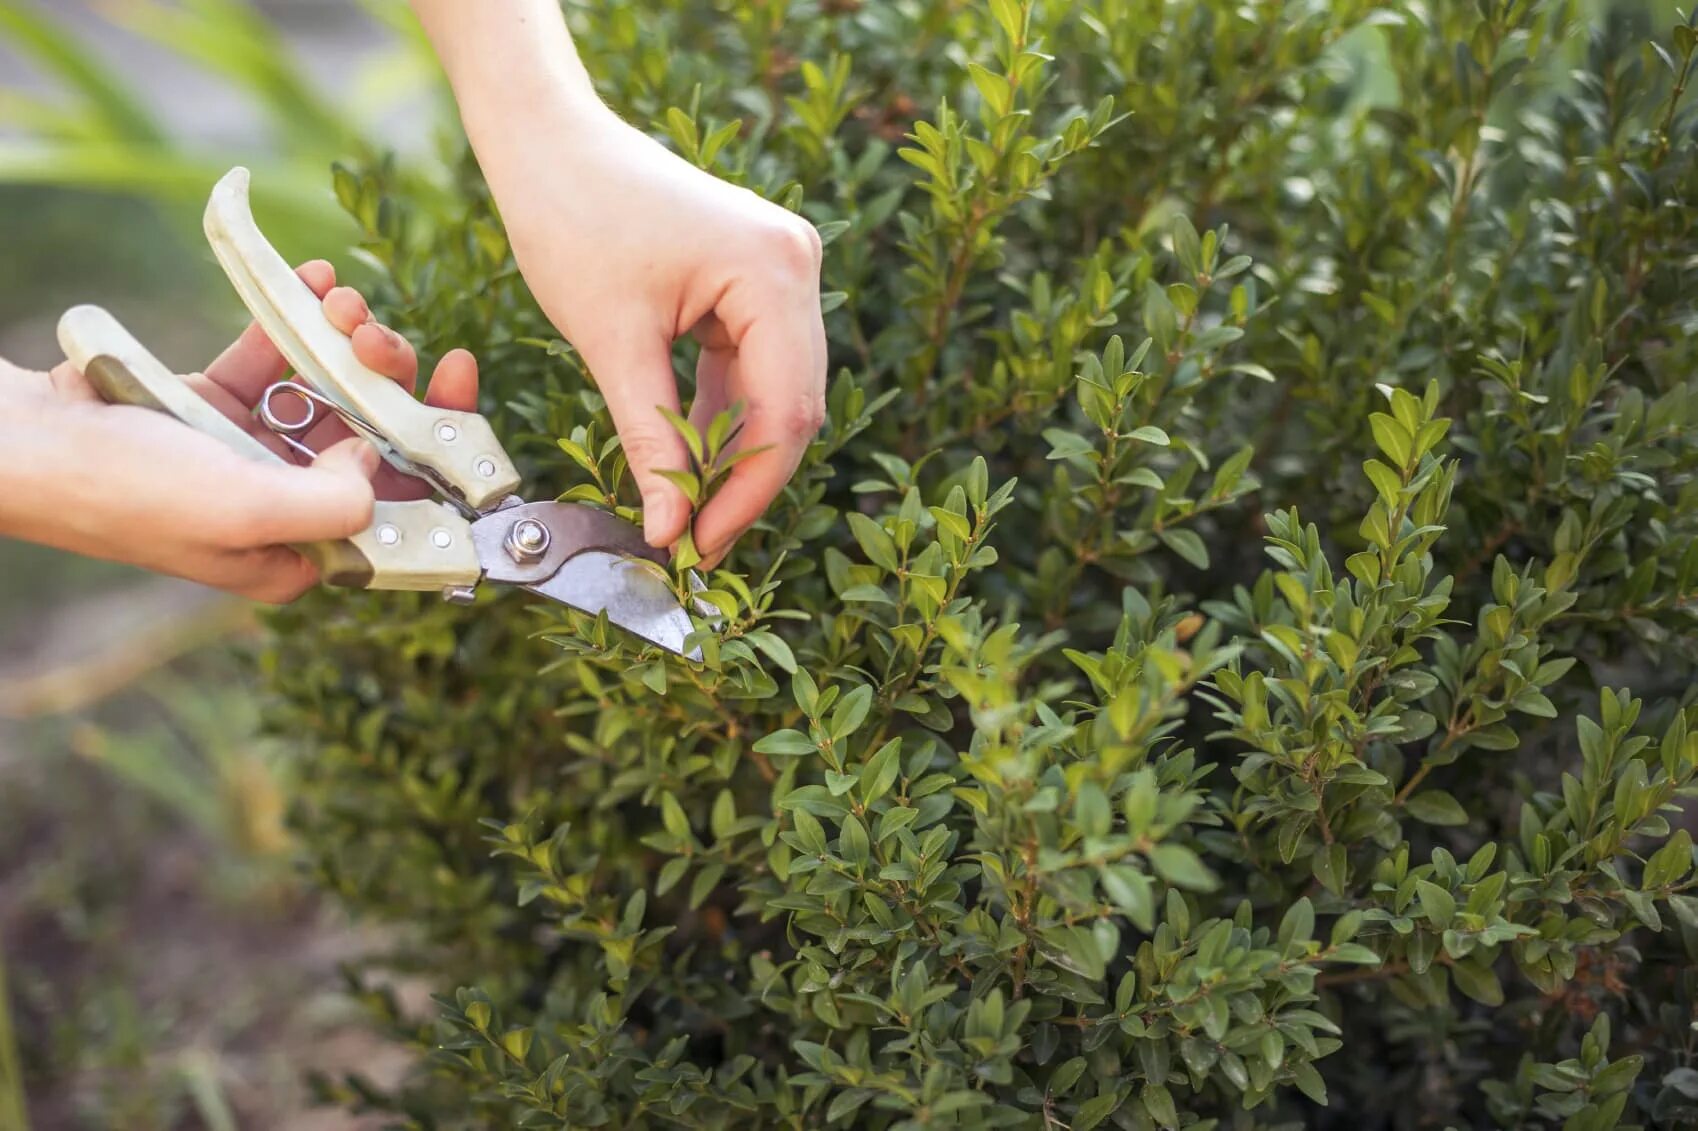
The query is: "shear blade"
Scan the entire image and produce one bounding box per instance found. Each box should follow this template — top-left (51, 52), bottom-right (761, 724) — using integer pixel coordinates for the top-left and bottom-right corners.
top-left (468, 501), bottom-right (704, 659)
top-left (527, 552), bottom-right (700, 660)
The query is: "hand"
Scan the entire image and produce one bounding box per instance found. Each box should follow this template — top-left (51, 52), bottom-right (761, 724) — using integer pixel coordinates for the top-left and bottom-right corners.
top-left (407, 0), bottom-right (829, 568)
top-left (484, 107), bottom-right (828, 567)
top-left (0, 261), bottom-right (480, 603)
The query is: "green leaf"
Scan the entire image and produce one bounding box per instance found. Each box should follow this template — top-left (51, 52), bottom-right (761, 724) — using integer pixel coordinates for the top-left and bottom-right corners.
top-left (1073, 1092), bottom-right (1120, 1131)
top-left (1044, 428), bottom-right (1097, 461)
top-left (825, 1088), bottom-right (874, 1122)
top-left (660, 793), bottom-right (691, 840)
top-left (1075, 782), bottom-right (1112, 837)
top-left (1149, 844), bottom-right (1217, 891)
top-left (987, 0), bottom-right (1027, 43)
top-left (1369, 413), bottom-right (1414, 467)
top-left (877, 807), bottom-right (920, 842)
top-left (754, 729), bottom-right (817, 756)
top-left (1592, 1056), bottom-right (1643, 1096)
top-left (1171, 215), bottom-right (1202, 277)
top-left (860, 739), bottom-right (902, 803)
top-left (746, 630), bottom-right (798, 674)
top-left (792, 810), bottom-right (829, 856)
top-left (1363, 458), bottom-right (1404, 504)
top-left (967, 61), bottom-right (1013, 116)
top-left (1450, 958), bottom-right (1503, 1006)
top-left (1416, 880), bottom-right (1456, 928)
top-left (1158, 528), bottom-right (1210, 569)
top-left (501, 1027), bottom-right (534, 1063)
top-left (657, 854), bottom-right (690, 895)
top-left (839, 814), bottom-right (870, 867)
top-left (1644, 829), bottom-right (1693, 888)
top-left (1312, 843), bottom-right (1347, 895)
top-left (711, 790), bottom-right (736, 840)
top-left (1406, 790), bottom-right (1468, 826)
top-left (1292, 1061), bottom-right (1328, 1105)
top-left (829, 684), bottom-right (874, 740)
top-left (847, 512), bottom-right (900, 572)
top-left (1279, 897), bottom-right (1315, 950)
top-left (1142, 1080), bottom-right (1179, 1129)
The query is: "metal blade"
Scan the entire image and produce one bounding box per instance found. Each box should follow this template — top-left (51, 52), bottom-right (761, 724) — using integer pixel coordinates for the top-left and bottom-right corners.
top-left (527, 551), bottom-right (700, 659)
top-left (469, 501), bottom-right (701, 659)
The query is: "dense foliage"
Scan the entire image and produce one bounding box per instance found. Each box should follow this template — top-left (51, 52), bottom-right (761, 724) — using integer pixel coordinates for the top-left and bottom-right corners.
top-left (267, 1), bottom-right (1698, 1127)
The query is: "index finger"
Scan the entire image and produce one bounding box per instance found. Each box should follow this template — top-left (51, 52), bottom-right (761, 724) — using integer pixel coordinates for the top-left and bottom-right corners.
top-left (692, 300), bottom-right (827, 565)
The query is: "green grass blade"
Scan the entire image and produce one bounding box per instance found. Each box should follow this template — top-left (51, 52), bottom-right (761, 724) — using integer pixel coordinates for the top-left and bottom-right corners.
top-left (0, 0), bottom-right (162, 143)
top-left (177, 1051), bottom-right (237, 1131)
top-left (0, 951), bottom-right (29, 1131)
top-left (0, 90), bottom-right (107, 142)
top-left (0, 141), bottom-right (350, 251)
top-left (71, 724), bottom-right (226, 841)
top-left (106, 0), bottom-right (356, 154)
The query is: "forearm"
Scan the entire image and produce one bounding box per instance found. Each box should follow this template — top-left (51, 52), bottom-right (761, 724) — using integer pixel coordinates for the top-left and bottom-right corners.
top-left (408, 0), bottom-right (610, 153)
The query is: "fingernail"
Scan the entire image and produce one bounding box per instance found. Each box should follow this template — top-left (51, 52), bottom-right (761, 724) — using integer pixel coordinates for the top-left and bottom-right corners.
top-left (321, 437), bottom-right (379, 477)
top-left (643, 494), bottom-right (678, 547)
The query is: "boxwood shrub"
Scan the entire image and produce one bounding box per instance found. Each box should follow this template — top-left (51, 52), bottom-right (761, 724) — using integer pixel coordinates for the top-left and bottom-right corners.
top-left (268, 1), bottom-right (1698, 1127)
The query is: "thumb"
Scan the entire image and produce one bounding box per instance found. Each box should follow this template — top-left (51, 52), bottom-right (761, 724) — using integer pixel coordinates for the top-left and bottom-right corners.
top-left (585, 336), bottom-right (691, 548)
top-left (312, 435), bottom-right (382, 482)
top-left (236, 437), bottom-right (379, 545)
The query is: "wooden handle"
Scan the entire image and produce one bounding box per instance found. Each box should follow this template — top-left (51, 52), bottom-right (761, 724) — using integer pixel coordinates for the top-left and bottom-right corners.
top-left (56, 305), bottom-right (483, 592)
top-left (203, 167), bottom-right (521, 511)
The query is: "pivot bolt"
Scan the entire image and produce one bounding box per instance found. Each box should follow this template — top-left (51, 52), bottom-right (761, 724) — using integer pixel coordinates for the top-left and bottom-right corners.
top-left (504, 517), bottom-right (552, 564)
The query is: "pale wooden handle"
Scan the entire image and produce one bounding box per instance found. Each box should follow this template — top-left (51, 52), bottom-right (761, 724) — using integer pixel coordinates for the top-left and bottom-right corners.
top-left (56, 305), bottom-right (482, 592)
top-left (203, 167), bottom-right (521, 511)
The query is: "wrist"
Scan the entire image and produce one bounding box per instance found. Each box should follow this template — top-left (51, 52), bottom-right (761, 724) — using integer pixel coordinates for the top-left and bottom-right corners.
top-left (467, 83), bottom-right (621, 169)
top-left (454, 58), bottom-right (610, 146)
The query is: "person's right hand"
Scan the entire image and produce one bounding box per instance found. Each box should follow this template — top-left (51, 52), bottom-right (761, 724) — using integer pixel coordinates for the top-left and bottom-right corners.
top-left (470, 102), bottom-right (829, 568)
top-left (0, 261), bottom-right (480, 603)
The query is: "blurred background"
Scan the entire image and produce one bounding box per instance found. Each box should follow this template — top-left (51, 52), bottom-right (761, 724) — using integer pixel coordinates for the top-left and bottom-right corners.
top-left (0, 2), bottom-right (447, 1125)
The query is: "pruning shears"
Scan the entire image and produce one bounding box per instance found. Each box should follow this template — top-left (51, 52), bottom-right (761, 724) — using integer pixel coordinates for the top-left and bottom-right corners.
top-left (56, 167), bottom-right (701, 658)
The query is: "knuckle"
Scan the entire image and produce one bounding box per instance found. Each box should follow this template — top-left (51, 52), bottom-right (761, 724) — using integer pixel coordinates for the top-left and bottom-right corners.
top-left (777, 393), bottom-right (826, 437)
top-left (617, 420), bottom-right (684, 467)
top-left (760, 217), bottom-right (824, 278)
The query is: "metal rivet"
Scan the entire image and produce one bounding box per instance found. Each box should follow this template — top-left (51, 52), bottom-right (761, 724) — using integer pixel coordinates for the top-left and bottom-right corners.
top-left (376, 524), bottom-right (400, 545)
top-left (437, 423), bottom-right (458, 442)
top-left (476, 457), bottom-right (497, 477)
top-left (504, 517), bottom-right (551, 563)
top-left (430, 528), bottom-right (453, 549)
top-left (442, 584), bottom-right (478, 605)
